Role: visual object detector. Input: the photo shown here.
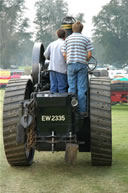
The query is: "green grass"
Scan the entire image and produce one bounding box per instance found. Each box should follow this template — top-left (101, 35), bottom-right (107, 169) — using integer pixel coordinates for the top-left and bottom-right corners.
top-left (0, 89), bottom-right (128, 193)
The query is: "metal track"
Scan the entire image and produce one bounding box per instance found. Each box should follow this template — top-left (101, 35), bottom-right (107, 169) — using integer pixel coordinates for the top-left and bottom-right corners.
top-left (90, 77), bottom-right (112, 166)
top-left (3, 79), bottom-right (34, 166)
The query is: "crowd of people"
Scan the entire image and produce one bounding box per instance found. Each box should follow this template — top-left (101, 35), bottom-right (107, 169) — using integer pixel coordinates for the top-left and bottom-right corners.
top-left (44, 21), bottom-right (94, 117)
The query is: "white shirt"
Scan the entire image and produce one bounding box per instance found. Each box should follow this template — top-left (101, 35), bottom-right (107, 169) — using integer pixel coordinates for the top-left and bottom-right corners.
top-left (44, 38), bottom-right (67, 74)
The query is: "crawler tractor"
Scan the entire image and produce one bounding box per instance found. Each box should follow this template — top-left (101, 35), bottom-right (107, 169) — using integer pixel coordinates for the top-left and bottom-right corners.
top-left (3, 17), bottom-right (112, 166)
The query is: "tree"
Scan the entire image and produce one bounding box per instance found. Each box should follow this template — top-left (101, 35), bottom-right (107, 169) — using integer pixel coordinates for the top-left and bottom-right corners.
top-left (34, 0), bottom-right (68, 48)
top-left (92, 0), bottom-right (128, 67)
top-left (74, 13), bottom-right (85, 23)
top-left (0, 0), bottom-right (33, 68)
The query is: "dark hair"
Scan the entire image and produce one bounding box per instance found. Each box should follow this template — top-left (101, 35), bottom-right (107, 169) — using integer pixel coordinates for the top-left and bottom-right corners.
top-left (57, 28), bottom-right (66, 38)
top-left (72, 21), bottom-right (83, 33)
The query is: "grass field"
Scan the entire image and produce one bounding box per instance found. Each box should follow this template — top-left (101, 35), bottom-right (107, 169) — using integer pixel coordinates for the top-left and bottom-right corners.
top-left (0, 89), bottom-right (128, 193)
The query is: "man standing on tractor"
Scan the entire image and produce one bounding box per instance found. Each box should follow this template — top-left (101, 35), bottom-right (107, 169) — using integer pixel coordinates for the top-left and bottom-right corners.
top-left (62, 21), bottom-right (94, 117)
top-left (44, 28), bottom-right (67, 93)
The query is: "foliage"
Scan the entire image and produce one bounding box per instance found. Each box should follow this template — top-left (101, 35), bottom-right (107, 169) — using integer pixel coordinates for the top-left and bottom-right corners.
top-left (0, 0), bottom-right (33, 68)
top-left (74, 13), bottom-right (85, 23)
top-left (0, 0), bottom-right (86, 68)
top-left (34, 0), bottom-right (86, 48)
top-left (92, 0), bottom-right (128, 67)
top-left (34, 0), bottom-right (69, 48)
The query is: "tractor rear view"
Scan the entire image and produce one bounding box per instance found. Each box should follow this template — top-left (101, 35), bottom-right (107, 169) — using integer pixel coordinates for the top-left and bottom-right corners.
top-left (3, 17), bottom-right (112, 166)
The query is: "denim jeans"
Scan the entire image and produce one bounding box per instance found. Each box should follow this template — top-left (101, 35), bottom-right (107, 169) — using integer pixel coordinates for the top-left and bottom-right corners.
top-left (67, 63), bottom-right (88, 113)
top-left (50, 71), bottom-right (67, 93)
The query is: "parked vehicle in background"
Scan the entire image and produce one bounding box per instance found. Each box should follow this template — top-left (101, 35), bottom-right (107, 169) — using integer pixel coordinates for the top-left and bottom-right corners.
top-left (95, 64), bottom-right (128, 104)
top-left (111, 78), bottom-right (128, 104)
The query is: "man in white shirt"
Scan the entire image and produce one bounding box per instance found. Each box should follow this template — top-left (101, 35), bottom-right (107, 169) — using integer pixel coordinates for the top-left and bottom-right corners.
top-left (44, 29), bottom-right (67, 93)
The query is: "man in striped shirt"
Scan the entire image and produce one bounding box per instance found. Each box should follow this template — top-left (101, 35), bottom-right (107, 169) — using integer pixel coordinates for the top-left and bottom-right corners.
top-left (62, 21), bottom-right (94, 117)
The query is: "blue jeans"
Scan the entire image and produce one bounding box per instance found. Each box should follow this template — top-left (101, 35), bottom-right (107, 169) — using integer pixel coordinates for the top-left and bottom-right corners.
top-left (50, 71), bottom-right (67, 93)
top-left (67, 63), bottom-right (88, 113)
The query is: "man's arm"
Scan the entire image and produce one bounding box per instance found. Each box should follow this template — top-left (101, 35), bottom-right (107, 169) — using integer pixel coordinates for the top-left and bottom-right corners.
top-left (44, 44), bottom-right (50, 59)
top-left (86, 51), bottom-right (92, 61)
top-left (62, 52), bottom-right (67, 61)
top-left (61, 40), bottom-right (67, 61)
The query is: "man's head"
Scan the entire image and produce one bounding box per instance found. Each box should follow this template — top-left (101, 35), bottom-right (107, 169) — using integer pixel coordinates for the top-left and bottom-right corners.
top-left (72, 21), bottom-right (83, 33)
top-left (57, 28), bottom-right (66, 39)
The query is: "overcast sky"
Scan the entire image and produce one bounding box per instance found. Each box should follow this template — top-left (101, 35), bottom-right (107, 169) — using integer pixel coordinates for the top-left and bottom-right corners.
top-left (25, 0), bottom-right (111, 38)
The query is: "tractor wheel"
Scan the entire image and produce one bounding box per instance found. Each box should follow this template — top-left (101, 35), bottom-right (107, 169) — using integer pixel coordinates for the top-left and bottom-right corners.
top-left (90, 77), bottom-right (112, 166)
top-left (3, 79), bottom-right (35, 166)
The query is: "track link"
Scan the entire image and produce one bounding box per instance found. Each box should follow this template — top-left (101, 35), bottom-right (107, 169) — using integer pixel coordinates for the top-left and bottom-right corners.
top-left (90, 77), bottom-right (112, 166)
top-left (3, 79), bottom-right (34, 166)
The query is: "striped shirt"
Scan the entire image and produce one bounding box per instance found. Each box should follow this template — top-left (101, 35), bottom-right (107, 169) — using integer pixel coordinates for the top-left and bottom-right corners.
top-left (62, 32), bottom-right (94, 65)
